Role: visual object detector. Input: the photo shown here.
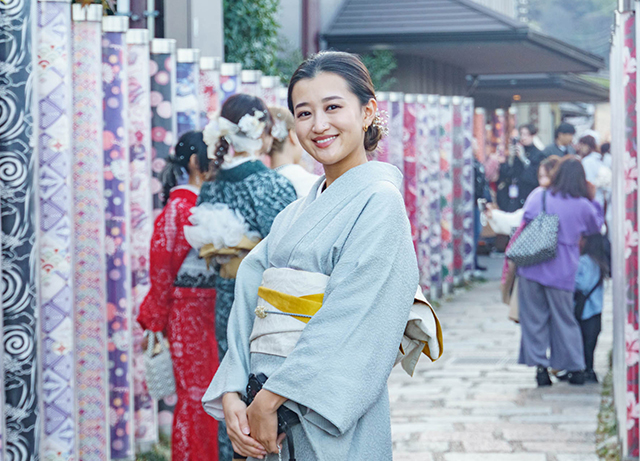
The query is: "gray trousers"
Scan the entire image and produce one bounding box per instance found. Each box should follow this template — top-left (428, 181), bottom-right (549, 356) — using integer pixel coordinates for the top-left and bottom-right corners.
top-left (518, 277), bottom-right (586, 371)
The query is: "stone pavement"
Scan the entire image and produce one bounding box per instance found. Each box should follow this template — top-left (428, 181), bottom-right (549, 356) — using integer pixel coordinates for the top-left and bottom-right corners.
top-left (389, 278), bottom-right (613, 461)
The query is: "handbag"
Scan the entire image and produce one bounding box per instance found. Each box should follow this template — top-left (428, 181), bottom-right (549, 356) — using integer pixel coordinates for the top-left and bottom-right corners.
top-left (143, 331), bottom-right (176, 400)
top-left (574, 277), bottom-right (603, 321)
top-left (505, 190), bottom-right (559, 267)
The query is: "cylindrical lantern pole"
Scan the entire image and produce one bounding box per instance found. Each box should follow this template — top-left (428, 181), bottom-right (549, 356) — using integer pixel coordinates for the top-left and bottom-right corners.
top-left (403, 94), bottom-right (419, 251)
top-left (220, 63), bottom-right (242, 104)
top-left (462, 98), bottom-right (475, 282)
top-left (427, 95), bottom-right (442, 299)
top-left (451, 96), bottom-right (464, 287)
top-left (416, 95), bottom-right (431, 297)
top-left (241, 70), bottom-right (263, 97)
top-left (199, 56), bottom-right (222, 128)
top-left (260, 76), bottom-right (280, 107)
top-left (439, 96), bottom-right (454, 295)
top-left (176, 48), bottom-right (201, 137)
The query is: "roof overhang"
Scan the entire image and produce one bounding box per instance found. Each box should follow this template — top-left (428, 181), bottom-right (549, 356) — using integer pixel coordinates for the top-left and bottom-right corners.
top-left (467, 73), bottom-right (610, 103)
top-left (323, 0), bottom-right (604, 75)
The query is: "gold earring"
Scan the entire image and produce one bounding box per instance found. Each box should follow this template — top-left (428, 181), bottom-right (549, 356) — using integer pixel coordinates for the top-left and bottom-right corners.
top-left (363, 125), bottom-right (368, 132)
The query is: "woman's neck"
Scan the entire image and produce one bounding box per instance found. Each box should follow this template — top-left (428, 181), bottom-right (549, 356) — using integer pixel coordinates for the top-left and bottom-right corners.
top-left (188, 173), bottom-right (203, 189)
top-left (323, 148), bottom-right (368, 187)
top-left (270, 151), bottom-right (295, 169)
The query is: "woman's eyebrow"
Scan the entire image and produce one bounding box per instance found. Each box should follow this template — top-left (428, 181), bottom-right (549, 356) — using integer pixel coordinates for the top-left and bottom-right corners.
top-left (294, 95), bottom-right (344, 110)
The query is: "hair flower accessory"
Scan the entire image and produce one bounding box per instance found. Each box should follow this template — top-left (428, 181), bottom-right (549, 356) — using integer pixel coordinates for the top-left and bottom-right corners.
top-left (271, 117), bottom-right (289, 142)
top-left (203, 109), bottom-right (266, 158)
top-left (373, 109), bottom-right (389, 138)
top-left (237, 110), bottom-right (266, 140)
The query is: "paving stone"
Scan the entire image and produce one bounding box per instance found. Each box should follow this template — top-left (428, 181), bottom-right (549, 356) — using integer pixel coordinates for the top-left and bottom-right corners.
top-left (555, 454), bottom-right (600, 461)
top-left (461, 438), bottom-right (513, 452)
top-left (521, 442), bottom-right (596, 453)
top-left (393, 453), bottom-right (435, 461)
top-left (443, 454), bottom-right (547, 461)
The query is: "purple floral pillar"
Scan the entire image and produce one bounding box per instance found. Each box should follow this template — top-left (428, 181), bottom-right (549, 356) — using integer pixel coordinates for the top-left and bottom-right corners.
top-left (71, 4), bottom-right (109, 460)
top-left (127, 28), bottom-right (158, 449)
top-left (37, 0), bottom-right (76, 458)
top-left (102, 15), bottom-right (134, 459)
top-left (220, 63), bottom-right (242, 104)
top-left (403, 95), bottom-right (418, 251)
top-left (200, 56), bottom-right (222, 128)
top-left (439, 96), bottom-right (454, 295)
top-left (241, 70), bottom-right (262, 97)
top-left (416, 95), bottom-right (431, 296)
top-left (0, 0), bottom-right (38, 457)
top-left (150, 38), bottom-right (177, 213)
top-left (260, 76), bottom-right (279, 107)
top-left (462, 98), bottom-right (475, 282)
top-left (176, 48), bottom-right (201, 137)
top-left (451, 97), bottom-right (464, 287)
top-left (426, 95), bottom-right (442, 299)
top-left (388, 92), bottom-right (405, 191)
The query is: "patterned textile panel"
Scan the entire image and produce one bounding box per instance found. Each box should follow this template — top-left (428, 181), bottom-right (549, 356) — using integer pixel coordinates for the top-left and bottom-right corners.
top-left (242, 81), bottom-right (261, 97)
top-left (71, 8), bottom-right (109, 460)
top-left (388, 96), bottom-right (405, 192)
top-left (439, 97), bottom-right (454, 295)
top-left (403, 98), bottom-right (418, 251)
top-left (0, 0), bottom-right (39, 458)
top-left (102, 25), bottom-right (134, 459)
top-left (176, 60), bottom-right (201, 137)
top-left (37, 2), bottom-right (76, 458)
top-left (150, 42), bottom-right (177, 212)
top-left (415, 98), bottom-right (431, 296)
top-left (0, 203), bottom-right (3, 461)
top-left (261, 86), bottom-right (277, 107)
top-left (375, 98), bottom-right (390, 163)
top-left (219, 74), bottom-right (240, 104)
top-left (426, 97), bottom-right (442, 299)
top-left (492, 109), bottom-right (506, 161)
top-left (473, 109), bottom-right (486, 163)
top-left (277, 87), bottom-right (288, 109)
top-left (451, 98), bottom-right (464, 286)
top-left (462, 98), bottom-right (475, 281)
top-left (127, 35), bottom-right (158, 447)
top-left (623, 12), bottom-right (639, 456)
top-left (199, 67), bottom-right (220, 128)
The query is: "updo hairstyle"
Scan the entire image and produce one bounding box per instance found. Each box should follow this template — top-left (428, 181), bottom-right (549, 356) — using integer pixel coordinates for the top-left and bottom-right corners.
top-left (160, 131), bottom-right (209, 205)
top-left (209, 93), bottom-right (273, 178)
top-left (287, 51), bottom-right (382, 153)
top-left (268, 106), bottom-right (295, 156)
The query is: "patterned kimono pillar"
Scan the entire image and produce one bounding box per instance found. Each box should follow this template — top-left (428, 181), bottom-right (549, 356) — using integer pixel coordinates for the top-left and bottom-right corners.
top-left (220, 63), bottom-right (242, 104)
top-left (439, 97), bottom-right (454, 295)
top-left (375, 93), bottom-right (390, 163)
top-left (199, 56), bottom-right (222, 128)
top-left (415, 95), bottom-right (431, 296)
top-left (277, 87), bottom-right (289, 109)
top-left (150, 38), bottom-right (177, 212)
top-left (241, 70), bottom-right (262, 97)
top-left (71, 5), bottom-right (109, 460)
top-left (102, 16), bottom-right (134, 459)
top-left (451, 97), bottom-right (464, 287)
top-left (176, 48), bottom-right (201, 137)
top-left (0, 0), bottom-right (39, 458)
top-left (0, 224), bottom-right (3, 461)
top-left (462, 98), bottom-right (475, 282)
top-left (492, 108), bottom-right (506, 161)
top-left (261, 76), bottom-right (280, 107)
top-left (403, 95), bottom-right (418, 251)
top-left (37, 0), bottom-right (76, 458)
top-left (473, 108), bottom-right (486, 162)
top-left (127, 28), bottom-right (158, 449)
top-left (388, 92), bottom-right (405, 188)
top-left (426, 95), bottom-right (442, 299)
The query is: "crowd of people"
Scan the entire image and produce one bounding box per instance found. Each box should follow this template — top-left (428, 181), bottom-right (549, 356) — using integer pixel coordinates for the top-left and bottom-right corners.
top-left (478, 121), bottom-right (611, 387)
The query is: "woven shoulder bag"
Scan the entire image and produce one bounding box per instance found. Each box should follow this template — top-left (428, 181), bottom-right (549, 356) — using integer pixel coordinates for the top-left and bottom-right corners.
top-left (144, 331), bottom-right (176, 400)
top-left (506, 190), bottom-right (559, 267)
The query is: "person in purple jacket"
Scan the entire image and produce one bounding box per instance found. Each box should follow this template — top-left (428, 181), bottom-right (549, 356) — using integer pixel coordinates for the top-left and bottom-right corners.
top-left (517, 156), bottom-right (603, 387)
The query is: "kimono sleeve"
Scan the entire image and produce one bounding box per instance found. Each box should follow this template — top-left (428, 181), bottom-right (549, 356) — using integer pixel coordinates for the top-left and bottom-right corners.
top-left (202, 236), bottom-right (270, 420)
top-left (263, 183), bottom-right (419, 436)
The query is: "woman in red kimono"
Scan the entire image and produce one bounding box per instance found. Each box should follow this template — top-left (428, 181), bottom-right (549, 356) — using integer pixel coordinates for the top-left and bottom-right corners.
top-left (138, 131), bottom-right (218, 461)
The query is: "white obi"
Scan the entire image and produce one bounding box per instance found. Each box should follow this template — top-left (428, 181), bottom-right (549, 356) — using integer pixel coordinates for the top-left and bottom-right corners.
top-left (249, 267), bottom-right (442, 376)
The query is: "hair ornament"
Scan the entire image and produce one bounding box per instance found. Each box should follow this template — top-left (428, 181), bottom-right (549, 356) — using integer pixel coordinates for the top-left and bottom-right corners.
top-left (271, 117), bottom-right (289, 142)
top-left (373, 109), bottom-right (389, 138)
top-left (203, 109), bottom-right (266, 159)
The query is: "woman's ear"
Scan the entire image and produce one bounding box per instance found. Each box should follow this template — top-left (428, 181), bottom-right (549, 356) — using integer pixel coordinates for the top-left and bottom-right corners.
top-left (288, 129), bottom-right (298, 146)
top-left (364, 98), bottom-right (378, 128)
top-left (188, 153), bottom-right (199, 173)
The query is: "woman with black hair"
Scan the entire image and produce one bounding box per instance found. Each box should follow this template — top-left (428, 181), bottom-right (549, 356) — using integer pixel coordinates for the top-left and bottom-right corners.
top-left (137, 131), bottom-right (219, 461)
top-left (517, 156), bottom-right (603, 387)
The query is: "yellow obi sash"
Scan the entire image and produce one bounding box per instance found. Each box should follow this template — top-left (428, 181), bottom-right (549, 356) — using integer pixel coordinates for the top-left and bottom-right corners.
top-left (249, 268), bottom-right (443, 376)
top-left (199, 236), bottom-right (260, 278)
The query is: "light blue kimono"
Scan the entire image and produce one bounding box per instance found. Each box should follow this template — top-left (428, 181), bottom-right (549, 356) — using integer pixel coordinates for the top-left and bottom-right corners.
top-left (202, 161), bottom-right (419, 460)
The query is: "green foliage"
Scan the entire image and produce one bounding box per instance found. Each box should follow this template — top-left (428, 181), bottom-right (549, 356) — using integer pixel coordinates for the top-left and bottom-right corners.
top-left (224, 0), bottom-right (281, 75)
top-left (360, 51), bottom-right (398, 92)
top-left (275, 39), bottom-right (304, 85)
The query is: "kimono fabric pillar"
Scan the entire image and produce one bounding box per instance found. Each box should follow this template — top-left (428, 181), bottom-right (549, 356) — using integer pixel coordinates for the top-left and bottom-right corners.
top-left (451, 97), bottom-right (464, 287)
top-left (71, 4), bottom-right (110, 460)
top-left (0, 0), bottom-right (39, 458)
top-left (150, 38), bottom-right (178, 435)
top-left (277, 86), bottom-right (288, 109)
top-left (426, 95), bottom-right (442, 299)
top-left (492, 109), bottom-right (506, 161)
top-left (127, 28), bottom-right (158, 450)
top-left (102, 16), bottom-right (135, 459)
top-left (462, 98), bottom-right (475, 282)
top-left (37, 0), bottom-right (76, 458)
top-left (415, 95), bottom-right (431, 297)
top-left (388, 92), bottom-right (405, 190)
top-left (375, 93), bottom-right (390, 163)
top-left (176, 48), bottom-right (201, 137)
top-left (439, 96), bottom-right (454, 295)
top-left (219, 63), bottom-right (241, 105)
top-left (260, 76), bottom-right (279, 107)
top-left (0, 207), bottom-right (3, 461)
top-left (199, 56), bottom-right (222, 129)
top-left (241, 70), bottom-right (262, 97)
top-left (150, 38), bottom-right (177, 213)
top-left (403, 94), bottom-right (418, 251)
top-left (473, 108), bottom-right (486, 163)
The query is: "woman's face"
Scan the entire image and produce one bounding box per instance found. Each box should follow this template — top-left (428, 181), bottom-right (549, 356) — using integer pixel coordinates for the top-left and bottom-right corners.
top-left (538, 169), bottom-right (550, 188)
top-left (519, 127), bottom-right (533, 146)
top-left (577, 142), bottom-right (590, 157)
top-left (291, 72), bottom-right (375, 167)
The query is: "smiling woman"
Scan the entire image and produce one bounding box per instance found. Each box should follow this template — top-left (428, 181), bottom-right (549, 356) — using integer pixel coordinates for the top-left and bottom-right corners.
top-left (202, 51), bottom-right (442, 461)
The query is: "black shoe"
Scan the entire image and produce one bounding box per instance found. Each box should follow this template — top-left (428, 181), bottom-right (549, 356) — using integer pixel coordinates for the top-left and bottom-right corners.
top-left (584, 369), bottom-right (599, 383)
top-left (555, 370), bottom-right (569, 382)
top-left (475, 264), bottom-right (487, 271)
top-left (568, 370), bottom-right (585, 385)
top-left (536, 366), bottom-right (552, 387)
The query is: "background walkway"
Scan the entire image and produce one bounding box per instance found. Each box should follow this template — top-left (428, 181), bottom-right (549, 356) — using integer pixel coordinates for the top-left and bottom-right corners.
top-left (390, 263), bottom-right (612, 461)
